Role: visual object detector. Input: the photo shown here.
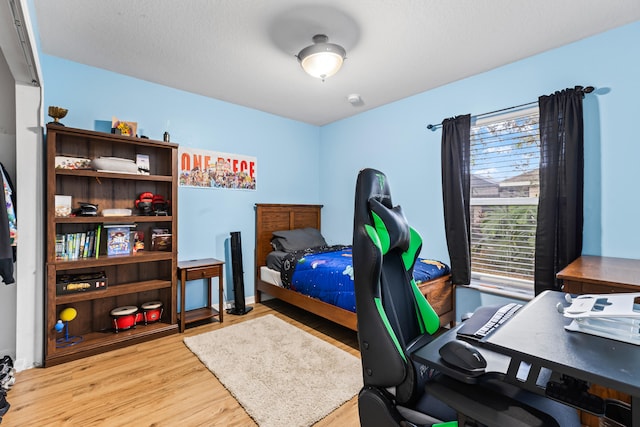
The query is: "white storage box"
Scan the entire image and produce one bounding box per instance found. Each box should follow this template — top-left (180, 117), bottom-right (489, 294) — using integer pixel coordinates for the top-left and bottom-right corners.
top-left (92, 157), bottom-right (139, 174)
top-left (55, 156), bottom-right (92, 170)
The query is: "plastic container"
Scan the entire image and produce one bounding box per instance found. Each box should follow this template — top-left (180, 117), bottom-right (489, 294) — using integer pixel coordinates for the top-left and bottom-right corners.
top-left (599, 400), bottom-right (631, 427)
top-left (102, 208), bottom-right (132, 217)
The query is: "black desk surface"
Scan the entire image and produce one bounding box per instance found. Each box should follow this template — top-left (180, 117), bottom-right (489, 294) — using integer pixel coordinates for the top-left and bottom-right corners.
top-left (483, 290), bottom-right (640, 398)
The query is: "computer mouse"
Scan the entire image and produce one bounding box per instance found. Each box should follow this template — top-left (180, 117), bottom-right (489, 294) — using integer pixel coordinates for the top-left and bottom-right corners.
top-left (438, 339), bottom-right (487, 373)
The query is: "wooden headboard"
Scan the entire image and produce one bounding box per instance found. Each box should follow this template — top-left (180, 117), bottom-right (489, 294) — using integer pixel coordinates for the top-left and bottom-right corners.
top-left (254, 204), bottom-right (322, 277)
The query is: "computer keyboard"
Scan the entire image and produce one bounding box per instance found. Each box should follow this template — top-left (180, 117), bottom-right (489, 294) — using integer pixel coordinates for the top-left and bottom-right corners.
top-left (472, 302), bottom-right (522, 338)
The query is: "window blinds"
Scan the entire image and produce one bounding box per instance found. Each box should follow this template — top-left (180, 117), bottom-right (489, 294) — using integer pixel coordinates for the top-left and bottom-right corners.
top-left (469, 109), bottom-right (539, 286)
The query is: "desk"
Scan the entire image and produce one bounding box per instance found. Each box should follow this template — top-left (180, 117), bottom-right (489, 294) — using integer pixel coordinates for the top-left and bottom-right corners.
top-left (178, 258), bottom-right (224, 332)
top-left (557, 256), bottom-right (639, 425)
top-left (413, 291), bottom-right (640, 426)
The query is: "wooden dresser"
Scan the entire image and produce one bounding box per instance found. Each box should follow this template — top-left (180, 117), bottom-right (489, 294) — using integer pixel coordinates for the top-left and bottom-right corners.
top-left (557, 255), bottom-right (640, 427)
top-left (558, 255), bottom-right (640, 294)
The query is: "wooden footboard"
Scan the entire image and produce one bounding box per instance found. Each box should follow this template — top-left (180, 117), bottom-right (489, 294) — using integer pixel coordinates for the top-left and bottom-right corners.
top-left (256, 278), bottom-right (357, 330)
top-left (254, 203), bottom-right (455, 331)
top-left (257, 274), bottom-right (453, 331)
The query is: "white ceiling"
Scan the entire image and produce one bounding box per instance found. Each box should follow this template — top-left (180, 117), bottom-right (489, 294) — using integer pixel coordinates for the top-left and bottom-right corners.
top-left (34, 1), bottom-right (640, 126)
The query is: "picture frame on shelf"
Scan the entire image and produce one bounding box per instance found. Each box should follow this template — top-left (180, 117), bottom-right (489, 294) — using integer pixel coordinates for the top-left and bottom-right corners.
top-left (54, 195), bottom-right (72, 217)
top-left (111, 117), bottom-right (138, 137)
top-left (105, 224), bottom-right (136, 256)
top-left (151, 228), bottom-right (172, 251)
top-left (136, 154), bottom-right (150, 175)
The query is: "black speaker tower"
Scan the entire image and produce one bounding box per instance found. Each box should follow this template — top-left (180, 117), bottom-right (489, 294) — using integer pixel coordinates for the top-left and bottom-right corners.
top-left (227, 231), bottom-right (253, 315)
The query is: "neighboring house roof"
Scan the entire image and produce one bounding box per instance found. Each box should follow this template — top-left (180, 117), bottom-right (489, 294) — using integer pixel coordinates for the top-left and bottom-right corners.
top-left (471, 174), bottom-right (499, 197)
top-left (499, 169), bottom-right (540, 187)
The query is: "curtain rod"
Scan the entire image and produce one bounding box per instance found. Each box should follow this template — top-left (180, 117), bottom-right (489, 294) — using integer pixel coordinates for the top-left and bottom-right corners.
top-left (426, 85), bottom-right (594, 131)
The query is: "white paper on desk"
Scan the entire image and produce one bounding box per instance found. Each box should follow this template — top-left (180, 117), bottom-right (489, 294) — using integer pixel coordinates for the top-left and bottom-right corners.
top-left (562, 293), bottom-right (640, 345)
top-left (565, 317), bottom-right (640, 345)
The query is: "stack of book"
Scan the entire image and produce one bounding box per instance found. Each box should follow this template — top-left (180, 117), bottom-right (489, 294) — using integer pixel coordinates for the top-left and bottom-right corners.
top-left (55, 226), bottom-right (102, 260)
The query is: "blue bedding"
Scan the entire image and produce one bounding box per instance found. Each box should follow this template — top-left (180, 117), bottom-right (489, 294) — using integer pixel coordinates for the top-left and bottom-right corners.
top-left (280, 246), bottom-right (449, 313)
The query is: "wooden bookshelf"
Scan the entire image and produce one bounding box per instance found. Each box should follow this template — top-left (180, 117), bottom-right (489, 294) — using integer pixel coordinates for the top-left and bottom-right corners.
top-left (44, 124), bottom-right (179, 366)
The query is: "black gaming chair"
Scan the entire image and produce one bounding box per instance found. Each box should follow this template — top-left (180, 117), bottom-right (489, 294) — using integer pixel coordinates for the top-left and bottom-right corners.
top-left (352, 168), bottom-right (580, 427)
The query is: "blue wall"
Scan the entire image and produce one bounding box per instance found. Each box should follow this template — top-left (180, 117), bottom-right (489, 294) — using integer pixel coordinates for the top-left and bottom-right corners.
top-left (41, 21), bottom-right (640, 312)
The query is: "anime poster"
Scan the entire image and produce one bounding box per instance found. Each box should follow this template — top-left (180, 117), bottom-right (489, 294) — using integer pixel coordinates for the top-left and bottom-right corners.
top-left (178, 146), bottom-right (256, 190)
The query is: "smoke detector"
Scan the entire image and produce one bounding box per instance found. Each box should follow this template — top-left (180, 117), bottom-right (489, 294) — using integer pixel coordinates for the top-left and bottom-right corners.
top-left (347, 94), bottom-right (363, 106)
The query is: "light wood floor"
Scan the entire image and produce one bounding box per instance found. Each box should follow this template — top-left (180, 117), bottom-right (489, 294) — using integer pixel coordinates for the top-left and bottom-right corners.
top-left (3, 300), bottom-right (361, 426)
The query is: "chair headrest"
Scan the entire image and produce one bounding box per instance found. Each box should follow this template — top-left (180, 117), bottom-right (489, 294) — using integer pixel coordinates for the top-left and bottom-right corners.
top-left (353, 168), bottom-right (411, 254)
top-left (368, 198), bottom-right (410, 254)
top-left (354, 168), bottom-right (393, 216)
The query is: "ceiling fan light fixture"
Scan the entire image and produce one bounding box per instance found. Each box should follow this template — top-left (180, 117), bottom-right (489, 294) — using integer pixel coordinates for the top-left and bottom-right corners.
top-left (297, 34), bottom-right (346, 80)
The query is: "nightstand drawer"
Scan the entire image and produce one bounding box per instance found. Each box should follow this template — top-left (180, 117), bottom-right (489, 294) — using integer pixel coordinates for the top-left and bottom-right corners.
top-left (186, 266), bottom-right (221, 280)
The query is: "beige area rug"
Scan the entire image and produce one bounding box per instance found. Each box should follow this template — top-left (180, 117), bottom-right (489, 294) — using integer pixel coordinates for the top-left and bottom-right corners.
top-left (183, 314), bottom-right (362, 427)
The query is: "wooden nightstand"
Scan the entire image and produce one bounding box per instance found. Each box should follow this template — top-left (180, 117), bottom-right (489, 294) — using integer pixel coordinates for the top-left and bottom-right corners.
top-left (178, 258), bottom-right (224, 332)
top-left (417, 275), bottom-right (455, 327)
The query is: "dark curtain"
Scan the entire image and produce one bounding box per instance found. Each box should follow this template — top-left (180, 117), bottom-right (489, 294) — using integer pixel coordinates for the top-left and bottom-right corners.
top-left (441, 114), bottom-right (471, 285)
top-left (534, 88), bottom-right (584, 295)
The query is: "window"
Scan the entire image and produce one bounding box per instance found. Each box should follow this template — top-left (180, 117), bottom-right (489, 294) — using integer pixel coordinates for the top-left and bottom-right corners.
top-left (469, 107), bottom-right (539, 294)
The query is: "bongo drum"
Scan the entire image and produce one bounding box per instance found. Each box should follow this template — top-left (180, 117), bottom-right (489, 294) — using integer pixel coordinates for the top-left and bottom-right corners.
top-left (110, 305), bottom-right (138, 332)
top-left (141, 301), bottom-right (163, 325)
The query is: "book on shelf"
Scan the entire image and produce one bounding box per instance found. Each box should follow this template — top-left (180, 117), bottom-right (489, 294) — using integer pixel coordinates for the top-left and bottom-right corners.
top-left (55, 234), bottom-right (65, 259)
top-left (94, 224), bottom-right (102, 258)
top-left (105, 224), bottom-right (136, 256)
top-left (85, 230), bottom-right (94, 257)
top-left (78, 233), bottom-right (85, 258)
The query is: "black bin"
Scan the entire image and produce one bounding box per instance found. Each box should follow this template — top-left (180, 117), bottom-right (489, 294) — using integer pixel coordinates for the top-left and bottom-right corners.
top-left (600, 400), bottom-right (631, 427)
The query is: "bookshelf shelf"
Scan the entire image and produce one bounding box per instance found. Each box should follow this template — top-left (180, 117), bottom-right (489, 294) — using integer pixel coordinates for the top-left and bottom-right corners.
top-left (45, 322), bottom-right (178, 366)
top-left (55, 168), bottom-right (174, 182)
top-left (56, 279), bottom-right (173, 304)
top-left (51, 251), bottom-right (174, 269)
top-left (54, 216), bottom-right (173, 224)
top-left (45, 125), bottom-right (179, 367)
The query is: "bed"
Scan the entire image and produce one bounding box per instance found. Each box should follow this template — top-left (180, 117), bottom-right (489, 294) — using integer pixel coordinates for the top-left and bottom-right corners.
top-left (254, 204), bottom-right (454, 331)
